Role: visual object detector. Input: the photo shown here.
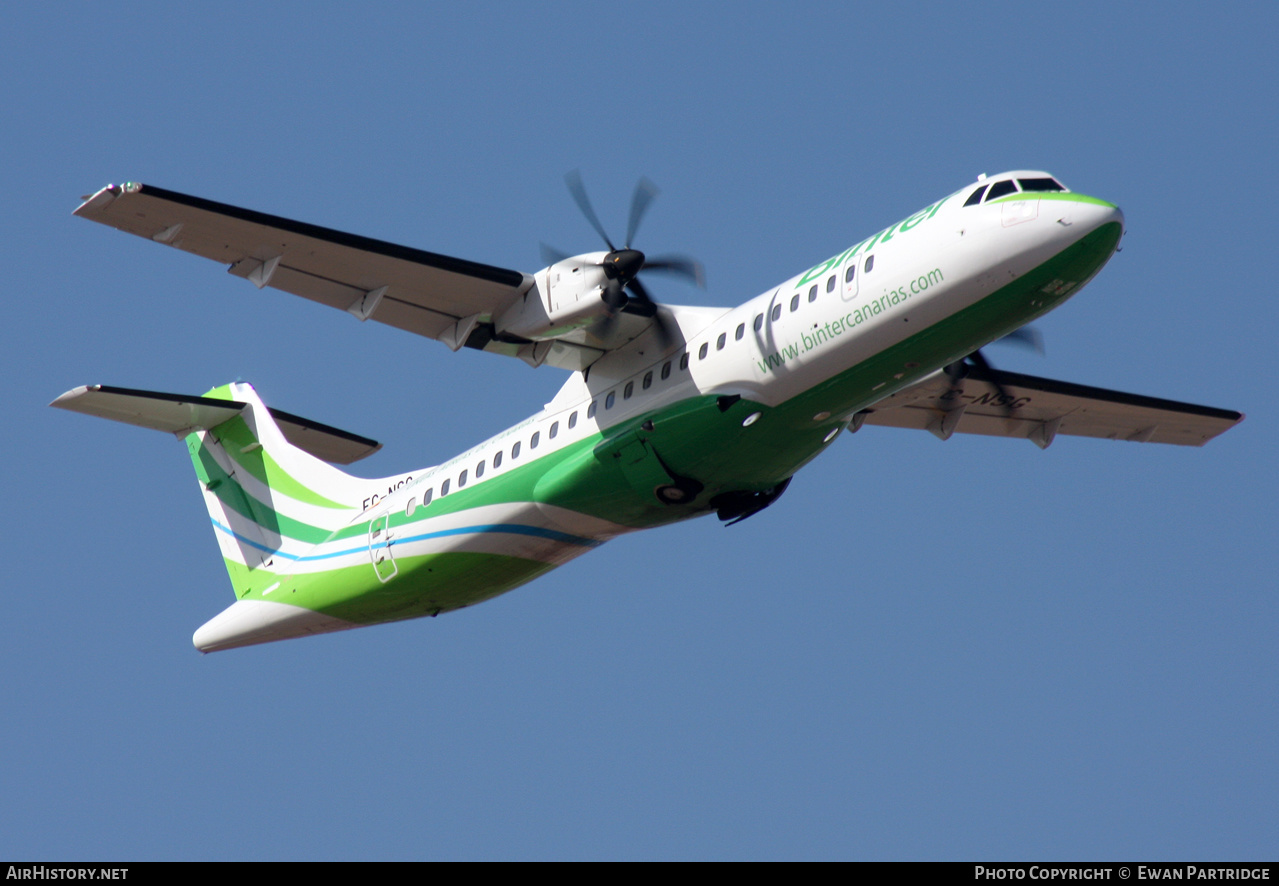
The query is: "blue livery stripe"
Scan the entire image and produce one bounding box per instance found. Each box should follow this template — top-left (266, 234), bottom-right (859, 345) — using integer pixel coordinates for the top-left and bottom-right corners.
top-left (210, 516), bottom-right (602, 563)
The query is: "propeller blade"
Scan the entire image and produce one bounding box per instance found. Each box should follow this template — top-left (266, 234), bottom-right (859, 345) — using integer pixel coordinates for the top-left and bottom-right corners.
top-left (994, 326), bottom-right (1045, 355)
top-left (624, 276), bottom-right (658, 316)
top-left (540, 242), bottom-right (570, 267)
top-left (564, 169), bottom-right (615, 251)
top-left (625, 177), bottom-right (659, 248)
top-left (625, 277), bottom-right (675, 349)
top-left (967, 349), bottom-right (1018, 416)
top-left (643, 253), bottom-right (706, 288)
top-left (592, 280), bottom-right (630, 345)
top-left (650, 307), bottom-right (676, 351)
top-left (601, 279), bottom-right (629, 312)
top-left (594, 308), bottom-right (619, 343)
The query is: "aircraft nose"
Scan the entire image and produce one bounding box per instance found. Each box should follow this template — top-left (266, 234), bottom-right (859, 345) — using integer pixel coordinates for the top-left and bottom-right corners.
top-left (1058, 195), bottom-right (1125, 237)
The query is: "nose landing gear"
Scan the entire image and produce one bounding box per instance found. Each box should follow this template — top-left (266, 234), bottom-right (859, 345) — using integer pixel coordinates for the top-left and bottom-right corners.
top-left (709, 477), bottom-right (792, 526)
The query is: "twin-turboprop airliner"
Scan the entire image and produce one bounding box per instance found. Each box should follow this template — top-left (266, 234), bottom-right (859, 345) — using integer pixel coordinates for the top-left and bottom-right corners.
top-left (54, 171), bottom-right (1243, 652)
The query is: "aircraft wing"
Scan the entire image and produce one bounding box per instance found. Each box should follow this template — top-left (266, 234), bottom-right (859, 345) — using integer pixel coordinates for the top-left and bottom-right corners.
top-left (855, 364), bottom-right (1243, 448)
top-left (73, 182), bottom-right (559, 364)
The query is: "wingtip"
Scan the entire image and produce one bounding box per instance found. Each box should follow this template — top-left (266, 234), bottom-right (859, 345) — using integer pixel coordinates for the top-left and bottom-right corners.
top-left (74, 182), bottom-right (143, 216)
top-left (49, 385), bottom-right (97, 408)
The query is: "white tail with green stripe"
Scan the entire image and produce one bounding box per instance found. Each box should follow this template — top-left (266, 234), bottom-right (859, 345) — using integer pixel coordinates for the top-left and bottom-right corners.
top-left (52, 382), bottom-right (415, 651)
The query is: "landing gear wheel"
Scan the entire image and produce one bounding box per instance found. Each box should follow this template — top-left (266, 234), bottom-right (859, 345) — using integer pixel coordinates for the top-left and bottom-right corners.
top-left (656, 484), bottom-right (689, 503)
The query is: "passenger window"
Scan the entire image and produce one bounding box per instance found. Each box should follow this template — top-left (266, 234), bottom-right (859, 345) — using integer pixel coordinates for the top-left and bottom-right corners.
top-left (423, 488), bottom-right (433, 505)
top-left (512, 441), bottom-right (521, 459)
top-left (530, 431), bottom-right (540, 449)
top-left (985, 179), bottom-right (1018, 201)
top-left (771, 304), bottom-right (781, 322)
top-left (845, 265), bottom-right (856, 283)
top-left (549, 421), bottom-right (559, 438)
top-left (964, 184), bottom-right (989, 206)
top-left (476, 460), bottom-right (485, 478)
top-left (493, 451), bottom-right (502, 469)
top-left (826, 274), bottom-right (836, 293)
top-left (680, 353), bottom-right (690, 370)
top-left (642, 371), bottom-right (653, 389)
top-left (790, 294), bottom-right (800, 312)
top-left (661, 361), bottom-right (671, 380)
top-left (716, 333), bottom-right (726, 351)
top-left (458, 469), bottom-right (468, 488)
top-left (735, 323), bottom-right (744, 341)
top-left (624, 382), bottom-right (634, 399)
top-left (699, 343), bottom-right (709, 360)
top-left (568, 411), bottom-right (578, 429)
top-left (754, 313), bottom-right (764, 331)
top-left (606, 391), bottom-right (616, 409)
top-left (587, 401), bottom-right (597, 419)
top-left (406, 497), bottom-right (417, 517)
top-left (864, 255), bottom-right (875, 273)
top-left (808, 284), bottom-right (818, 303)
top-left (441, 478), bottom-right (451, 496)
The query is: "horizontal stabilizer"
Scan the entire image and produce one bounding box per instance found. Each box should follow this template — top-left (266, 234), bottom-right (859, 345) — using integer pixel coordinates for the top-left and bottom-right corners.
top-left (50, 384), bottom-right (381, 464)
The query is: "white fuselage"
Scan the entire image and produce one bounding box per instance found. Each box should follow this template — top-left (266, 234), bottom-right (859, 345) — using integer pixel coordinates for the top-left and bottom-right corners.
top-left (376, 173), bottom-right (1123, 515)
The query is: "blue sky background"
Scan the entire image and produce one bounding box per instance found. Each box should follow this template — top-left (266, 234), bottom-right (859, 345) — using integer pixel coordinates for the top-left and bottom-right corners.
top-left (2, 1), bottom-right (1274, 860)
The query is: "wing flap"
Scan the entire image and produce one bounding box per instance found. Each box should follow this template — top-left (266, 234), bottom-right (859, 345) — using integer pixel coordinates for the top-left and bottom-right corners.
top-left (858, 365), bottom-right (1243, 447)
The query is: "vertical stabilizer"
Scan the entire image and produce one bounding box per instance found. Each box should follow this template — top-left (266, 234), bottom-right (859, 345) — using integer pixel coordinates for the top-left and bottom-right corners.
top-left (186, 383), bottom-right (373, 598)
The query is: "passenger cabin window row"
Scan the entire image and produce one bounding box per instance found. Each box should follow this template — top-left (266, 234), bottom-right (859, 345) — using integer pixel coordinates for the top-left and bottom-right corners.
top-left (688, 264), bottom-right (880, 370)
top-left (406, 348), bottom-right (706, 516)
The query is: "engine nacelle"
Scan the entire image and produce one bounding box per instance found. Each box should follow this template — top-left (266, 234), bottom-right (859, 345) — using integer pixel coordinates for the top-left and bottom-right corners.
top-left (494, 252), bottom-right (615, 343)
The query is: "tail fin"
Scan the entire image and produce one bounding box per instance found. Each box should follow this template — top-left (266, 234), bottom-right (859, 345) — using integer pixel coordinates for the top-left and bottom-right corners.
top-left (185, 382), bottom-right (377, 597)
top-left (51, 382), bottom-right (379, 597)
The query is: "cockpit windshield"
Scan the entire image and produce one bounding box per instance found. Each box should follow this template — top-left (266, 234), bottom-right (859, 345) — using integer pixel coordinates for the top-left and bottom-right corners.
top-left (963, 174), bottom-right (1069, 207)
top-left (984, 179), bottom-right (1018, 201)
top-left (1017, 177), bottom-right (1066, 192)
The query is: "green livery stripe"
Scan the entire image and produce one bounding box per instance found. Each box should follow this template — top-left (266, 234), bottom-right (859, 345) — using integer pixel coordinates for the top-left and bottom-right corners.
top-left (989, 191), bottom-right (1117, 208)
top-left (188, 435), bottom-right (335, 544)
top-left (231, 551), bottom-right (558, 622)
top-left (223, 558), bottom-right (279, 599)
top-left (210, 416), bottom-right (350, 510)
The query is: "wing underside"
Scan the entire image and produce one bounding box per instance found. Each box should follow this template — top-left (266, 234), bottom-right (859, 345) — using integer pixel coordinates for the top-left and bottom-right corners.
top-left (856, 364), bottom-right (1243, 448)
top-left (73, 183), bottom-right (594, 365)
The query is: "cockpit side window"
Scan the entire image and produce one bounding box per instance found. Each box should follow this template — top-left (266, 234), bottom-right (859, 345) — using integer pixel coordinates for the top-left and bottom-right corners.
top-left (963, 184), bottom-right (989, 206)
top-left (1018, 177), bottom-right (1066, 192)
top-left (984, 179), bottom-right (1019, 202)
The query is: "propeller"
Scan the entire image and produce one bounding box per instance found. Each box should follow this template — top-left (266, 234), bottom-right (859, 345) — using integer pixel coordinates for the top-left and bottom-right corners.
top-left (945, 326), bottom-right (1045, 416)
top-left (995, 326), bottom-right (1045, 356)
top-left (546, 170), bottom-right (705, 347)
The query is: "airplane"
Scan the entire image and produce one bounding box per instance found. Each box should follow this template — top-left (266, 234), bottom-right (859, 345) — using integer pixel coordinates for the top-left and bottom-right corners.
top-left (52, 171), bottom-right (1243, 653)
